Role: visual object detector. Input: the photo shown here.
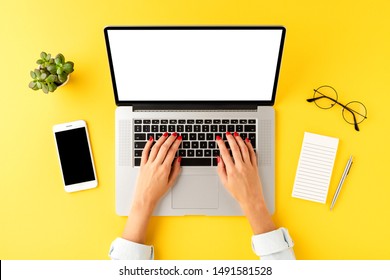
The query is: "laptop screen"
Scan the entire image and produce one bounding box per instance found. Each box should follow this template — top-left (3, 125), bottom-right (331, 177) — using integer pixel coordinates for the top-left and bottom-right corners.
top-left (105, 27), bottom-right (285, 104)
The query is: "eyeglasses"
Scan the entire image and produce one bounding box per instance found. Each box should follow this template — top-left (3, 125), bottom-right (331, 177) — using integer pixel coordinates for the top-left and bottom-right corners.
top-left (307, 85), bottom-right (367, 131)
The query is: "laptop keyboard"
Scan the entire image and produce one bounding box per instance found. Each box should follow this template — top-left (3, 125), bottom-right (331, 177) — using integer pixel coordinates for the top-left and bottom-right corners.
top-left (133, 119), bottom-right (257, 166)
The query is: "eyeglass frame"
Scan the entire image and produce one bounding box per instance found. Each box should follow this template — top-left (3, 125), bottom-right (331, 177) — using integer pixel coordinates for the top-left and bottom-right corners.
top-left (307, 85), bottom-right (367, 131)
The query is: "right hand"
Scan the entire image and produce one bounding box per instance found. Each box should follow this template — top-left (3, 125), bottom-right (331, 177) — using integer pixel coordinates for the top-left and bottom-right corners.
top-left (216, 132), bottom-right (276, 235)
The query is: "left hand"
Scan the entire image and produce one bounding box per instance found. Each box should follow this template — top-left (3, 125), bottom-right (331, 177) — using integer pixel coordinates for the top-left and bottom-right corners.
top-left (132, 132), bottom-right (182, 210)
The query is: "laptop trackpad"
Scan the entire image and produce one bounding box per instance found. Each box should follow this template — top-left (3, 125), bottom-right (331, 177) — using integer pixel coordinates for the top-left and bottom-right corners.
top-left (172, 175), bottom-right (219, 209)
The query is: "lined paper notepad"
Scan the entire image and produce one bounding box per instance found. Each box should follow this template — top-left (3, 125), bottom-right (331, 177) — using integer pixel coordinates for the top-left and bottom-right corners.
top-left (292, 132), bottom-right (339, 203)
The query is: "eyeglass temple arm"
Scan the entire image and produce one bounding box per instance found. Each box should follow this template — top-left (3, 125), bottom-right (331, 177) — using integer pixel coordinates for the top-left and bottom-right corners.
top-left (307, 96), bottom-right (360, 131)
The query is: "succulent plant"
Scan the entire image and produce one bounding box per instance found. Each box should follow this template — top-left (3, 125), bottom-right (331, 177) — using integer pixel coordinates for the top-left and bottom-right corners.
top-left (29, 52), bottom-right (74, 93)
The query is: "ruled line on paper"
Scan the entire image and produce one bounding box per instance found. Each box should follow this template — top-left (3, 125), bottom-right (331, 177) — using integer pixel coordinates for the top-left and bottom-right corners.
top-left (292, 132), bottom-right (339, 204)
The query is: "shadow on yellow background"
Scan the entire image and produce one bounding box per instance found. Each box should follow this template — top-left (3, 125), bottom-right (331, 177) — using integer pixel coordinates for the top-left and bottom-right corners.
top-left (1, 0), bottom-right (389, 259)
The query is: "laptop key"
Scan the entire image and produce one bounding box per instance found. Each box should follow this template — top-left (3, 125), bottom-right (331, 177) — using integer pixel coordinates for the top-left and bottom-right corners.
top-left (179, 150), bottom-right (186, 157)
top-left (134, 141), bottom-right (146, 149)
top-left (134, 158), bottom-right (141, 166)
top-left (152, 120), bottom-right (159, 124)
top-left (180, 157), bottom-right (211, 166)
top-left (181, 133), bottom-right (189, 140)
top-left (202, 125), bottom-right (209, 132)
top-left (204, 150), bottom-right (211, 157)
top-left (196, 150), bottom-right (203, 157)
top-left (160, 125), bottom-right (167, 132)
top-left (249, 133), bottom-right (256, 148)
top-left (222, 119), bottom-right (229, 124)
top-left (177, 125), bottom-right (184, 132)
top-left (187, 150), bottom-right (195, 157)
top-left (248, 119), bottom-right (256, 124)
top-left (134, 125), bottom-right (142, 132)
top-left (151, 125), bottom-right (159, 132)
top-left (134, 120), bottom-right (142, 124)
top-left (244, 125), bottom-right (256, 132)
top-left (134, 133), bottom-right (146, 140)
top-left (143, 125), bottom-right (151, 132)
top-left (134, 150), bottom-right (143, 157)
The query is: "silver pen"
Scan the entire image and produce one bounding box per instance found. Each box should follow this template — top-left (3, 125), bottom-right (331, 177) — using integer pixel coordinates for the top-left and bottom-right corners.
top-left (330, 155), bottom-right (353, 210)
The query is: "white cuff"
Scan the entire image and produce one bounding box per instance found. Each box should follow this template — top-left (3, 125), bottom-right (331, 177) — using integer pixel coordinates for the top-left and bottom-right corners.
top-left (109, 237), bottom-right (154, 260)
top-left (252, 227), bottom-right (294, 257)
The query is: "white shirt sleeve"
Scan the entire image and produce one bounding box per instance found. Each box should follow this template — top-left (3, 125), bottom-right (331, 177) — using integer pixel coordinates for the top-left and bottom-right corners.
top-left (109, 237), bottom-right (154, 260)
top-left (251, 227), bottom-right (296, 260)
top-left (109, 227), bottom-right (295, 260)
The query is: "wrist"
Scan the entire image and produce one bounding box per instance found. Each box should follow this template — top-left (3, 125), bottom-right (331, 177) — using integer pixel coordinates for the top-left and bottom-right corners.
top-left (241, 200), bottom-right (276, 235)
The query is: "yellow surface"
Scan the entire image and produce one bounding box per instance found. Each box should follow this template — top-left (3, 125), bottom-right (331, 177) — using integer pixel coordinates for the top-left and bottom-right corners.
top-left (1, 0), bottom-right (389, 260)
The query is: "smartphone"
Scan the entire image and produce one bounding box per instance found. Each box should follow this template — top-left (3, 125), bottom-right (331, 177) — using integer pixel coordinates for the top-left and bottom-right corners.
top-left (53, 120), bottom-right (98, 192)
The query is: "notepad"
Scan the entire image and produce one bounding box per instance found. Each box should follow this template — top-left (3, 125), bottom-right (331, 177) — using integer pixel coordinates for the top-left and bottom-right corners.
top-left (292, 132), bottom-right (339, 203)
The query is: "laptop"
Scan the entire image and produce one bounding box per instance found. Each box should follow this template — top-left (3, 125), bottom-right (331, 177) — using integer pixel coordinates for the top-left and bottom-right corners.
top-left (104, 26), bottom-right (286, 216)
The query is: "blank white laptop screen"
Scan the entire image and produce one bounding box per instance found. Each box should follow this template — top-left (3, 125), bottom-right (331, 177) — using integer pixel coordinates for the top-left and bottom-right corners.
top-left (106, 29), bottom-right (283, 101)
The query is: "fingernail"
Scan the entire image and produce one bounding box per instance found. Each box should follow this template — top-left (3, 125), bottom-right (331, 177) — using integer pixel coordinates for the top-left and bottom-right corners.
top-left (217, 156), bottom-right (221, 163)
top-left (226, 131), bottom-right (231, 136)
top-left (234, 132), bottom-right (239, 137)
top-left (163, 132), bottom-right (168, 137)
top-left (172, 132), bottom-right (177, 137)
top-left (178, 156), bottom-right (182, 163)
top-left (216, 135), bottom-right (221, 141)
top-left (149, 136), bottom-right (154, 141)
top-left (245, 137), bottom-right (250, 143)
top-left (177, 135), bottom-right (182, 140)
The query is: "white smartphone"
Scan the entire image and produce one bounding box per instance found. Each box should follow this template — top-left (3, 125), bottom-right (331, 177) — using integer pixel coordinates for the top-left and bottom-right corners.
top-left (53, 120), bottom-right (98, 192)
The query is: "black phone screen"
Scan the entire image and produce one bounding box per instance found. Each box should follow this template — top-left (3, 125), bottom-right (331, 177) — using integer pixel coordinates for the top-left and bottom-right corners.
top-left (55, 127), bottom-right (95, 185)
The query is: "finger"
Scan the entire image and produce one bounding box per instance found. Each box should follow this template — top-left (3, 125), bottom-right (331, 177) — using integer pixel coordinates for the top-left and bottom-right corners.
top-left (167, 156), bottom-right (182, 188)
top-left (216, 135), bottom-right (234, 169)
top-left (216, 156), bottom-right (228, 186)
top-left (140, 136), bottom-right (154, 165)
top-left (149, 132), bottom-right (169, 162)
top-left (155, 133), bottom-right (178, 164)
top-left (162, 135), bottom-right (182, 166)
top-left (245, 137), bottom-right (257, 166)
top-left (227, 132), bottom-right (243, 163)
top-left (234, 133), bottom-right (251, 163)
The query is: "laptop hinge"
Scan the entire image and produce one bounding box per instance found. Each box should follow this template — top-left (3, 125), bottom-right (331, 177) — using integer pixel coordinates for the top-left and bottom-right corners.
top-left (132, 103), bottom-right (258, 111)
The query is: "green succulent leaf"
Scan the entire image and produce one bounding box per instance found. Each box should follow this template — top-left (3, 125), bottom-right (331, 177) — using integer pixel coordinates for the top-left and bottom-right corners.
top-left (45, 53), bottom-right (51, 61)
top-left (57, 67), bottom-right (63, 75)
top-left (36, 59), bottom-right (44, 65)
top-left (58, 73), bottom-right (67, 83)
top-left (29, 81), bottom-right (36, 89)
top-left (55, 54), bottom-right (65, 65)
top-left (40, 72), bottom-right (47, 80)
top-left (63, 62), bottom-right (74, 74)
top-left (46, 74), bottom-right (56, 83)
top-left (42, 84), bottom-right (49, 94)
top-left (40, 52), bottom-right (47, 60)
top-left (30, 71), bottom-right (37, 79)
top-left (46, 65), bottom-right (57, 74)
top-left (36, 81), bottom-right (42, 89)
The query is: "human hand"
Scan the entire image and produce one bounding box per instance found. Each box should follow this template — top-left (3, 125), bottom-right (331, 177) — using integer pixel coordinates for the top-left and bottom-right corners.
top-left (216, 132), bottom-right (276, 234)
top-left (122, 132), bottom-right (182, 244)
top-left (133, 132), bottom-right (182, 210)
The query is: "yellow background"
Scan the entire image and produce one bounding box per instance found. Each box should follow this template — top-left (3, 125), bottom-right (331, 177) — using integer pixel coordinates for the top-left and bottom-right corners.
top-left (1, 0), bottom-right (389, 259)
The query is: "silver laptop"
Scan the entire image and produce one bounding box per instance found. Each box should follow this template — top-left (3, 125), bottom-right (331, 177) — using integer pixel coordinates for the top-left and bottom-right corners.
top-left (104, 26), bottom-right (286, 216)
